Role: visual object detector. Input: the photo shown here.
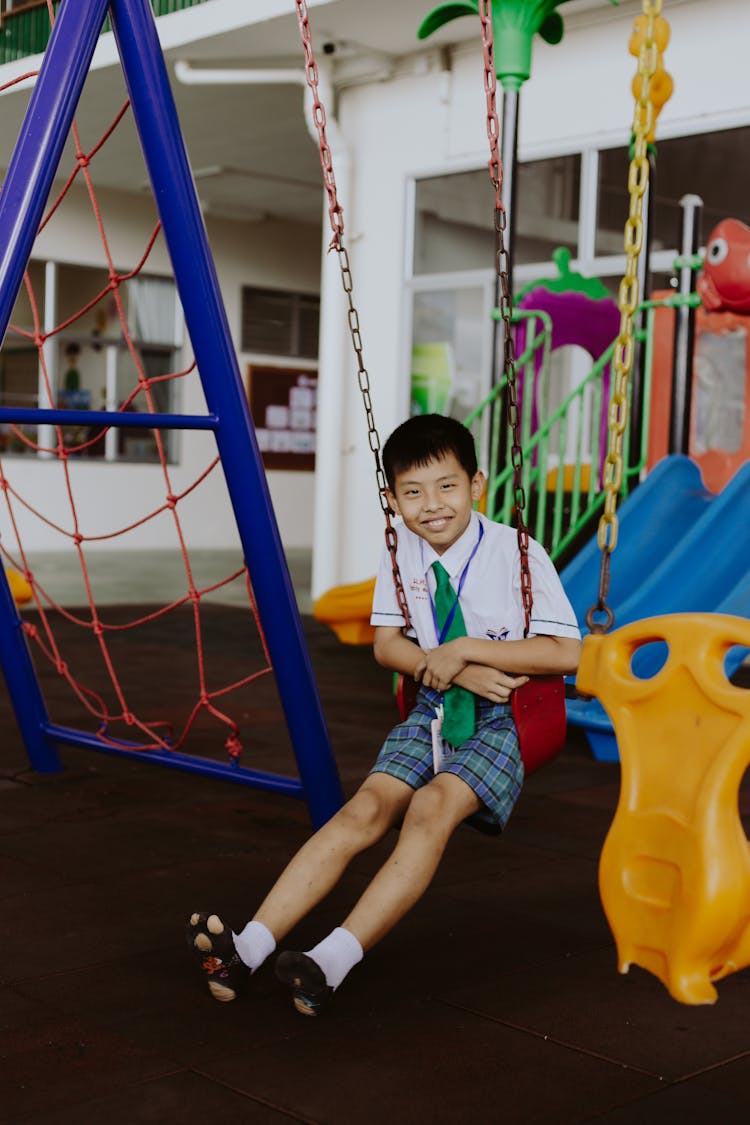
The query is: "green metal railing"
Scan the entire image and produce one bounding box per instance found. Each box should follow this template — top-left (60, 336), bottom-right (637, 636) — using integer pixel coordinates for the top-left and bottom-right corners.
top-left (0, 0), bottom-right (210, 64)
top-left (465, 294), bottom-right (698, 564)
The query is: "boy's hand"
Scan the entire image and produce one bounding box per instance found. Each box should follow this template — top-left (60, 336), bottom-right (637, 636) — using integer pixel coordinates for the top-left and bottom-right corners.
top-left (414, 639), bottom-right (468, 692)
top-left (454, 664), bottom-right (529, 703)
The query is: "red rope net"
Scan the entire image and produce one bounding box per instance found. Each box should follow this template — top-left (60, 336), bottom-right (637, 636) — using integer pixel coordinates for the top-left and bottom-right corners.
top-left (0, 6), bottom-right (275, 762)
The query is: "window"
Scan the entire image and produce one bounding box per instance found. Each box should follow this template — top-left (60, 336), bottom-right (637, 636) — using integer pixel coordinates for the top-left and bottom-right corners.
top-left (406, 123), bottom-right (750, 482)
top-left (514, 155), bottom-right (580, 265)
top-left (411, 287), bottom-right (487, 420)
top-left (413, 170), bottom-right (494, 275)
top-left (0, 262), bottom-right (182, 463)
top-left (412, 155), bottom-right (581, 276)
top-left (241, 287), bottom-right (319, 359)
top-left (596, 125), bottom-right (750, 257)
top-left (694, 329), bottom-right (746, 454)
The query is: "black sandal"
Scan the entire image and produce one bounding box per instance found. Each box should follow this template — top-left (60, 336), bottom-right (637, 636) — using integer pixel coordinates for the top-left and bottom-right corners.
top-left (186, 911), bottom-right (249, 1002)
top-left (275, 950), bottom-right (332, 1017)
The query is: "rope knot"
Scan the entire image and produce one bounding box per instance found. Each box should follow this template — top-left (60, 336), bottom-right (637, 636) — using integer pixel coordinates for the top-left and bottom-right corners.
top-left (225, 733), bottom-right (242, 760)
top-left (123, 711), bottom-right (135, 726)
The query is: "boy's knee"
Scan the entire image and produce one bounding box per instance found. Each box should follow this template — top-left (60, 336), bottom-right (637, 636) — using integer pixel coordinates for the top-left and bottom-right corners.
top-left (402, 783), bottom-right (452, 833)
top-left (335, 786), bottom-right (396, 841)
top-left (403, 777), bottom-right (478, 835)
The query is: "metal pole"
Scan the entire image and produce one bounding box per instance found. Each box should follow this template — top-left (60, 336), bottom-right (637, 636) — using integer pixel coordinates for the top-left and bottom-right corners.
top-left (0, 0), bottom-right (111, 773)
top-left (500, 86), bottom-right (519, 276)
top-left (669, 194), bottom-right (703, 454)
top-left (491, 85), bottom-right (519, 389)
top-left (110, 0), bottom-right (343, 827)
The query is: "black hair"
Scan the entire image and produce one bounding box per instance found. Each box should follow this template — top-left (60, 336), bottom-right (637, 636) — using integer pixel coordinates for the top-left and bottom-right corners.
top-left (382, 413), bottom-right (478, 491)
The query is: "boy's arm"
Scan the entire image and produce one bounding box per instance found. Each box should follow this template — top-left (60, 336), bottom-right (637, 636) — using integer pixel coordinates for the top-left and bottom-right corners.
top-left (418, 634), bottom-right (581, 692)
top-left (374, 626), bottom-right (531, 703)
top-left (373, 626), bottom-right (426, 677)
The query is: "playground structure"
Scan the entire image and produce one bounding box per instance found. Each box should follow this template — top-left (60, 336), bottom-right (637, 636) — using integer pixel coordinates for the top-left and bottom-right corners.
top-left (0, 0), bottom-right (749, 1009)
top-left (317, 0), bottom-right (750, 1005)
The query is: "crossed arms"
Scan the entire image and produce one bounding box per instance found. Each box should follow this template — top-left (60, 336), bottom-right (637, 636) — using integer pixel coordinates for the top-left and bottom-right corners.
top-left (373, 626), bottom-right (581, 705)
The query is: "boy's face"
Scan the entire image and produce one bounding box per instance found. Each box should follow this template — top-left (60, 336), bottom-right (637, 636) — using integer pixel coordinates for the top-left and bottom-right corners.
top-left (387, 452), bottom-right (485, 555)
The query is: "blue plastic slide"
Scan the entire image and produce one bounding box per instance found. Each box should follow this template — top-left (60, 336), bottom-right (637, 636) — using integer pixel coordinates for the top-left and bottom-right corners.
top-left (561, 455), bottom-right (750, 761)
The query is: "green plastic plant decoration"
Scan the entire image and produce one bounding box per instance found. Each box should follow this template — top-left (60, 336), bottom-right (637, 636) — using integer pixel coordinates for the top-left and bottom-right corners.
top-left (418, 1), bottom-right (620, 90)
top-left (516, 247), bottom-right (613, 302)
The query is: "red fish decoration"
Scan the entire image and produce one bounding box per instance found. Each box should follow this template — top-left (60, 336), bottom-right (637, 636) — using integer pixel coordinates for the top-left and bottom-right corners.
top-left (697, 218), bottom-right (750, 314)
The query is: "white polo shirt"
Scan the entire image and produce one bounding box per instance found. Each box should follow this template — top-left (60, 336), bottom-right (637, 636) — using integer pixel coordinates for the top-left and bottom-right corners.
top-left (370, 510), bottom-right (580, 648)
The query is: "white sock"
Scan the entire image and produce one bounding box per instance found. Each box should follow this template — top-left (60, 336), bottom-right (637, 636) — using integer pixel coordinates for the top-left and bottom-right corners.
top-left (232, 919), bottom-right (276, 972)
top-left (306, 927), bottom-right (363, 991)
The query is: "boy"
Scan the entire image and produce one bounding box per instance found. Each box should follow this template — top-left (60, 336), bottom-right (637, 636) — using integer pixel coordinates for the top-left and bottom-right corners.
top-left (188, 414), bottom-right (581, 1015)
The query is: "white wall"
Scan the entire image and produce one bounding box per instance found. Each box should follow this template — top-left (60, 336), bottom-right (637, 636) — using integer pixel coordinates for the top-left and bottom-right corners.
top-left (6, 0), bottom-right (750, 572)
top-left (1, 181), bottom-right (321, 553)
top-left (314, 0), bottom-right (750, 592)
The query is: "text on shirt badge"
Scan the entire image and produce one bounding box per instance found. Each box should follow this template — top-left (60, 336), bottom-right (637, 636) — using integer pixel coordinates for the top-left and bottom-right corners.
top-left (410, 576), bottom-right (429, 602)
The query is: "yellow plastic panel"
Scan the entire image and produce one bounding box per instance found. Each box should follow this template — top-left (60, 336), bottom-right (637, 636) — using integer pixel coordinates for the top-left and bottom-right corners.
top-left (576, 614), bottom-right (750, 1004)
top-left (8, 568), bottom-right (32, 607)
top-left (313, 578), bottom-right (376, 646)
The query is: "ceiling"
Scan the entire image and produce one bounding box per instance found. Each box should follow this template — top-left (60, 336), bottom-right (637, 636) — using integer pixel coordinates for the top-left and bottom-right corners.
top-left (0, 0), bottom-right (630, 228)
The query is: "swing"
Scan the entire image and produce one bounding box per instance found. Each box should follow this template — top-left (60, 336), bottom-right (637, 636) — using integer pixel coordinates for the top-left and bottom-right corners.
top-left (576, 0), bottom-right (750, 1004)
top-left (296, 1), bottom-right (566, 775)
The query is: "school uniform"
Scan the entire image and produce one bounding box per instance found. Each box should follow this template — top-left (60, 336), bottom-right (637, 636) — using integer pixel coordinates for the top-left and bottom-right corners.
top-left (369, 511), bottom-right (580, 831)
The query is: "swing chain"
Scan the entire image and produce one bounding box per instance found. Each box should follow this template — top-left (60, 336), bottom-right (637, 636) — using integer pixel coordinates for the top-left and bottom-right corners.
top-left (295, 0), bottom-right (412, 630)
top-left (479, 0), bottom-right (533, 635)
top-left (587, 0), bottom-right (662, 633)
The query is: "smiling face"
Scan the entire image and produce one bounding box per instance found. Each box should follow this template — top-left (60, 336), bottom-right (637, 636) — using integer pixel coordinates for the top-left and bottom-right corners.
top-left (387, 452), bottom-right (485, 555)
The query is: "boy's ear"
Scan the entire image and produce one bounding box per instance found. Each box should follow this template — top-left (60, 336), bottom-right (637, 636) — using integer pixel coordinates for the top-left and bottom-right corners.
top-left (471, 471), bottom-right (486, 503)
top-left (385, 488), bottom-right (400, 516)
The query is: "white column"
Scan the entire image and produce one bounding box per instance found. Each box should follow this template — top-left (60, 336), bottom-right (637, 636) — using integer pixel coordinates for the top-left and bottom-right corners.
top-left (38, 260), bottom-right (57, 457)
top-left (305, 65), bottom-right (351, 602)
top-left (577, 147), bottom-right (599, 273)
top-left (104, 344), bottom-right (118, 461)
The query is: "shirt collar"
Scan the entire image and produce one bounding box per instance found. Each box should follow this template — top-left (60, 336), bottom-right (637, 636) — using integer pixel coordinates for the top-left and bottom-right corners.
top-left (420, 510), bottom-right (481, 580)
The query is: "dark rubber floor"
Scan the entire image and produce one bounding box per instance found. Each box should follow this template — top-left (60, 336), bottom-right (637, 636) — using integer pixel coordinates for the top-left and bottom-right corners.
top-left (1, 605), bottom-right (749, 1123)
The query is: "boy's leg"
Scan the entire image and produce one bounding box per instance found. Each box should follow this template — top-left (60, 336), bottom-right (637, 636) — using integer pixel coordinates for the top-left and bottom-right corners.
top-left (341, 773), bottom-right (480, 949)
top-left (188, 772), bottom-right (413, 1000)
top-left (276, 773), bottom-right (480, 1013)
top-left (252, 773), bottom-right (414, 939)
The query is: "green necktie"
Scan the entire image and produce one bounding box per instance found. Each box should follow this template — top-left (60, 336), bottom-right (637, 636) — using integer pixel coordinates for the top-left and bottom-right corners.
top-left (431, 560), bottom-right (476, 748)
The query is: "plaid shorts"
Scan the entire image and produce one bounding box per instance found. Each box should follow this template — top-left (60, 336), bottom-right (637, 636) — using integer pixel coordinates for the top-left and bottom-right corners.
top-left (369, 686), bottom-right (524, 832)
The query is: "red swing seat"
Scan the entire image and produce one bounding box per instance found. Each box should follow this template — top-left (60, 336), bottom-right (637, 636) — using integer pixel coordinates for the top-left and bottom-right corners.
top-left (395, 671), bottom-right (566, 775)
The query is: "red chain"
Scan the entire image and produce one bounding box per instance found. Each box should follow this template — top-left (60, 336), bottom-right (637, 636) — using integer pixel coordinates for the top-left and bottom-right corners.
top-left (294, 0), bottom-right (412, 630)
top-left (479, 0), bottom-right (534, 634)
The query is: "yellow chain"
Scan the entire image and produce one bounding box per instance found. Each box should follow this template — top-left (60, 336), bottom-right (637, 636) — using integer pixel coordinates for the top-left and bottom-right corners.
top-left (597, 0), bottom-right (663, 553)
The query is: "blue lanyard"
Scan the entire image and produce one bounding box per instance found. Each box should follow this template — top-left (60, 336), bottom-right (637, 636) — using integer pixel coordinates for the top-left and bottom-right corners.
top-left (428, 521), bottom-right (484, 645)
